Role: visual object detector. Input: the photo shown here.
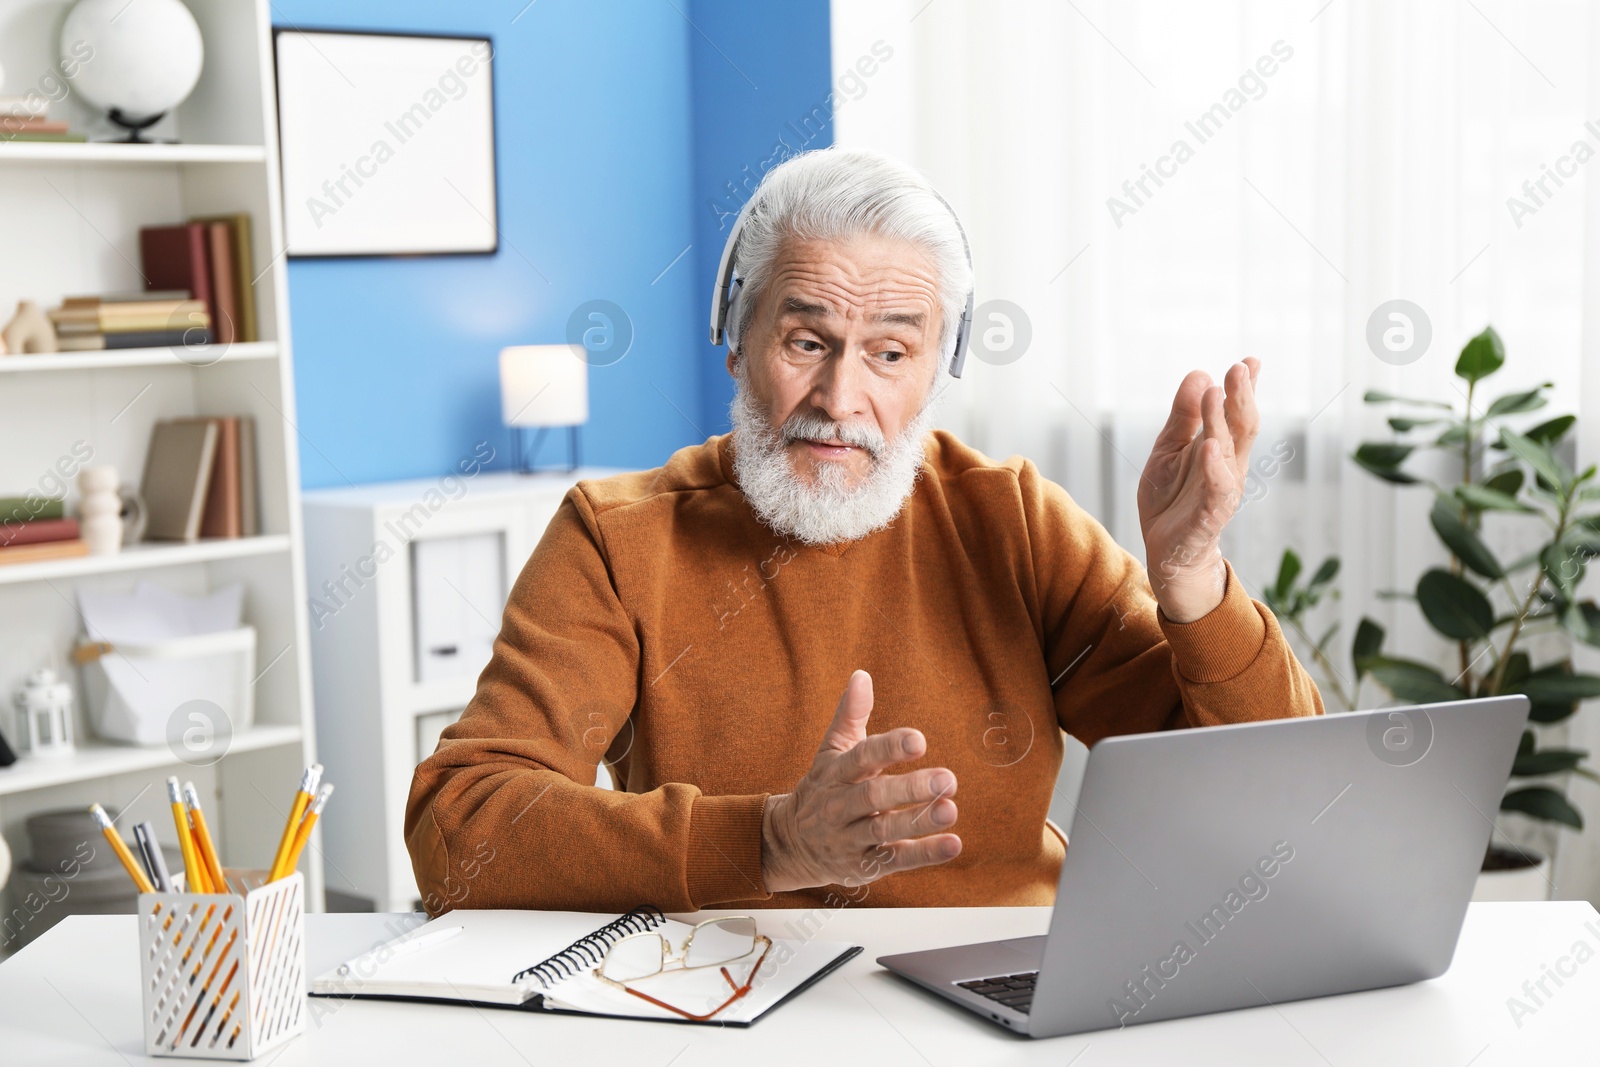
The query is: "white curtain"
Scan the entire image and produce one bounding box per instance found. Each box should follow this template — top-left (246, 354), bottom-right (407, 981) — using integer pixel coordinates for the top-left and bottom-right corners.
top-left (832, 0), bottom-right (1600, 904)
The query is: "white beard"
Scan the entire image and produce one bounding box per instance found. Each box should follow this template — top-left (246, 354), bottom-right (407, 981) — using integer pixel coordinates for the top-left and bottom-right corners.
top-left (728, 374), bottom-right (936, 546)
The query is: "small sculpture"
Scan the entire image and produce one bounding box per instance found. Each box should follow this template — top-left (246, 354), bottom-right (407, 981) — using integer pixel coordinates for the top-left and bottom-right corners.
top-left (1, 300), bottom-right (58, 354)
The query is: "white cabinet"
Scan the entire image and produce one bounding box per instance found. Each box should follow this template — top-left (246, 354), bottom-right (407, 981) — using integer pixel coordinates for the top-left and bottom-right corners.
top-left (302, 469), bottom-right (623, 912)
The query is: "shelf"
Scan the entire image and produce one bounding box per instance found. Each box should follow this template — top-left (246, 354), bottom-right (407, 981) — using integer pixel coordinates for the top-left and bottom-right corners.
top-left (0, 535), bottom-right (292, 587)
top-left (0, 142), bottom-right (267, 165)
top-left (0, 342), bottom-right (278, 374)
top-left (0, 723), bottom-right (302, 796)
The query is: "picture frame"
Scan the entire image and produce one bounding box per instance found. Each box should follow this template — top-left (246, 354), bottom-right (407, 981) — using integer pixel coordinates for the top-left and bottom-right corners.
top-left (272, 28), bottom-right (499, 258)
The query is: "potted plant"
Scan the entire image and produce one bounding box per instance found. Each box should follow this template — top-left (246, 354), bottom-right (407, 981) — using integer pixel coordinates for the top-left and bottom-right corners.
top-left (1263, 326), bottom-right (1600, 900)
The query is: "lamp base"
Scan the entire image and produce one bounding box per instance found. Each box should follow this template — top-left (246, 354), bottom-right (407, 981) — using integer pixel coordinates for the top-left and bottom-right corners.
top-left (513, 425), bottom-right (581, 474)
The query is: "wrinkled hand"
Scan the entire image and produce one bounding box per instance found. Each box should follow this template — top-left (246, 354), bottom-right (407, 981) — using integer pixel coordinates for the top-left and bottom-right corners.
top-left (761, 670), bottom-right (961, 893)
top-left (1138, 358), bottom-right (1261, 623)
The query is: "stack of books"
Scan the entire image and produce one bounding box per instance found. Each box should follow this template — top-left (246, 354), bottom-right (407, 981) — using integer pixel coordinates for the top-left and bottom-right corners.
top-left (139, 216), bottom-right (260, 345)
top-left (0, 495), bottom-right (88, 565)
top-left (48, 291), bottom-right (211, 351)
top-left (0, 96), bottom-right (85, 143)
top-left (142, 416), bottom-right (260, 542)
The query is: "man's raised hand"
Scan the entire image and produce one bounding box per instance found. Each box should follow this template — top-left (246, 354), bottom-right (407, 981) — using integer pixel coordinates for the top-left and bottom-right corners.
top-left (760, 670), bottom-right (961, 893)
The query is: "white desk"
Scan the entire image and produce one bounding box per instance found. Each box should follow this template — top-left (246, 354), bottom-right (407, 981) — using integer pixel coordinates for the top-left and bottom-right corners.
top-left (2, 903), bottom-right (1596, 1065)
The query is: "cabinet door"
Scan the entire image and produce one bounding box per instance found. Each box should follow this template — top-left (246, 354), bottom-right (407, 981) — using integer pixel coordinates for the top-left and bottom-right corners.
top-left (411, 532), bottom-right (505, 684)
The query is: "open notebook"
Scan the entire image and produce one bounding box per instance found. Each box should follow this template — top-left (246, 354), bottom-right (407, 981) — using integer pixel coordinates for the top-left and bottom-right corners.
top-left (310, 906), bottom-right (861, 1027)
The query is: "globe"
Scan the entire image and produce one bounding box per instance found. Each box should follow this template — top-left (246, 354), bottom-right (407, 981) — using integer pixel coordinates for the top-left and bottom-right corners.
top-left (60, 0), bottom-right (205, 141)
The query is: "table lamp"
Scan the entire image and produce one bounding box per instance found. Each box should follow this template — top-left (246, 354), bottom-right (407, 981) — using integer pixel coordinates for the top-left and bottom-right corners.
top-left (500, 344), bottom-right (588, 473)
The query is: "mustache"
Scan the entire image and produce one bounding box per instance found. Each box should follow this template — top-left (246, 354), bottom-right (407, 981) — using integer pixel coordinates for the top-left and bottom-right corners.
top-left (779, 411), bottom-right (887, 459)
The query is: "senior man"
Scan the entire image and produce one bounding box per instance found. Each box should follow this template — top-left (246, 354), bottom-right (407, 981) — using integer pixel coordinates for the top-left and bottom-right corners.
top-left (406, 148), bottom-right (1323, 916)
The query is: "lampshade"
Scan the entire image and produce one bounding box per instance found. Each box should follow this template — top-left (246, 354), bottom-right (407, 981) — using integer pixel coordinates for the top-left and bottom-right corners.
top-left (499, 345), bottom-right (588, 427)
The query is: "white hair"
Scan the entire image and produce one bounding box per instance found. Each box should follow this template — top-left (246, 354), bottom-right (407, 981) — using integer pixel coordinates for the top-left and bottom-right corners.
top-left (731, 147), bottom-right (972, 370)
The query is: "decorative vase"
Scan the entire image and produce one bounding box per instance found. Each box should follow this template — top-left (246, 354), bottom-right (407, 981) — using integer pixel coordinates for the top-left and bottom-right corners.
top-left (78, 466), bottom-right (123, 555)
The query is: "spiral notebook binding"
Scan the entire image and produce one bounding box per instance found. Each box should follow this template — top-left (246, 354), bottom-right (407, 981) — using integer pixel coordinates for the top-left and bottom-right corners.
top-left (511, 905), bottom-right (666, 988)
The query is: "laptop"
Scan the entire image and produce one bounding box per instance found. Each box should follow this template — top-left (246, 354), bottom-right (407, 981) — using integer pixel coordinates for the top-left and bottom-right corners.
top-left (878, 696), bottom-right (1530, 1037)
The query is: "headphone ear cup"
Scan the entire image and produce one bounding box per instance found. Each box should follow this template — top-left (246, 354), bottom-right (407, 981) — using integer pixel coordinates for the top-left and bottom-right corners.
top-left (725, 279), bottom-right (745, 354)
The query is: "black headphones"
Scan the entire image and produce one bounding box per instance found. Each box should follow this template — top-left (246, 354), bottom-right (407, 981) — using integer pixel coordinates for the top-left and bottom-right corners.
top-left (708, 181), bottom-right (977, 378)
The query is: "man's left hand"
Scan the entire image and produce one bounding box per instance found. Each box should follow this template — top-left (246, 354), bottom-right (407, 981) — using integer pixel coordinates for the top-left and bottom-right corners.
top-left (1136, 358), bottom-right (1261, 623)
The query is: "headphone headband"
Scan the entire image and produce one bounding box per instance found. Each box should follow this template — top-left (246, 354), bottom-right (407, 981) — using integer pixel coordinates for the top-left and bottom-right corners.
top-left (709, 177), bottom-right (976, 378)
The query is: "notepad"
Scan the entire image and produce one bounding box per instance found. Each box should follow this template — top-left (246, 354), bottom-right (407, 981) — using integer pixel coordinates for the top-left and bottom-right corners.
top-left (310, 906), bottom-right (861, 1026)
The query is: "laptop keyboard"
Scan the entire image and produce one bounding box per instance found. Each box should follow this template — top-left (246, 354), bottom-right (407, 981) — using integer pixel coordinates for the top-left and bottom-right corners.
top-left (956, 971), bottom-right (1038, 1014)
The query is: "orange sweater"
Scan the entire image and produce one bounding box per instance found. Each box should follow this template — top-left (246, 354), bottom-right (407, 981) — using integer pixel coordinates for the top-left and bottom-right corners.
top-left (405, 432), bottom-right (1323, 915)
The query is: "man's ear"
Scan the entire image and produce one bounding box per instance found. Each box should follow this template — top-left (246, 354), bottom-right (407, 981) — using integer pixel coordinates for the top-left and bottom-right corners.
top-left (726, 348), bottom-right (739, 377)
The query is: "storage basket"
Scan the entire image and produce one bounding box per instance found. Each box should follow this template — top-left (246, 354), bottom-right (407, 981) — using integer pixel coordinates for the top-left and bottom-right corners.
top-left (78, 626), bottom-right (256, 745)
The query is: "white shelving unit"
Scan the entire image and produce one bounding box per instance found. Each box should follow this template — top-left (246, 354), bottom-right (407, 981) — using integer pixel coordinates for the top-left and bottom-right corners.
top-left (0, 0), bottom-right (323, 938)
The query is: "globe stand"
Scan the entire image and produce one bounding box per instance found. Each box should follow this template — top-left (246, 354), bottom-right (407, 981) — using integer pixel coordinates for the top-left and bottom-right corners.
top-left (107, 108), bottom-right (174, 144)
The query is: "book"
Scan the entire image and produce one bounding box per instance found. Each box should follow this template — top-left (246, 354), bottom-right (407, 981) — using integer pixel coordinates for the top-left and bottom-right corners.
top-left (0, 132), bottom-right (87, 142)
top-left (0, 95), bottom-right (49, 118)
top-left (310, 907), bottom-right (860, 1027)
top-left (104, 328), bottom-right (212, 349)
top-left (176, 417), bottom-right (241, 538)
top-left (139, 224), bottom-right (215, 335)
top-left (237, 415), bottom-right (259, 536)
top-left (0, 517), bottom-right (80, 548)
top-left (100, 300), bottom-right (210, 332)
top-left (192, 213), bottom-right (257, 343)
top-left (204, 221), bottom-right (239, 345)
top-left (0, 117), bottom-right (67, 134)
top-left (0, 496), bottom-right (65, 522)
top-left (0, 539), bottom-right (89, 566)
top-left (63, 290), bottom-right (191, 305)
top-left (140, 420), bottom-right (219, 541)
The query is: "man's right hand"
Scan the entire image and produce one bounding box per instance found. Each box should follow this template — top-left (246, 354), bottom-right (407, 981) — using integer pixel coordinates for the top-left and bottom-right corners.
top-left (760, 669), bottom-right (961, 893)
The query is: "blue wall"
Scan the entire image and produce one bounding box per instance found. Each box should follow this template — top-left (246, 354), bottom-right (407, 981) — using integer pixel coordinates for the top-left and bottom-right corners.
top-left (275, 0), bottom-right (833, 488)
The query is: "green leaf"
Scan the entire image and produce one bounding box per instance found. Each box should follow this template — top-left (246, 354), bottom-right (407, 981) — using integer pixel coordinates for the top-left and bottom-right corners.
top-left (1515, 671), bottom-right (1600, 705)
top-left (1436, 424), bottom-right (1469, 447)
top-left (1429, 497), bottom-right (1503, 578)
top-left (1500, 651), bottom-right (1532, 689)
top-left (1363, 390), bottom-right (1454, 409)
top-left (1525, 414), bottom-right (1576, 445)
top-left (1453, 484), bottom-right (1531, 513)
top-left (1351, 617), bottom-right (1384, 681)
top-left (1273, 549), bottom-right (1302, 605)
top-left (1512, 748), bottom-right (1590, 777)
top-left (1388, 416), bottom-right (1444, 433)
top-left (1531, 702), bottom-right (1579, 724)
top-left (1363, 656), bottom-right (1468, 703)
top-left (1353, 443), bottom-right (1419, 484)
top-left (1308, 557), bottom-right (1339, 589)
top-left (1501, 786), bottom-right (1583, 829)
top-left (1575, 603), bottom-right (1600, 649)
top-left (1456, 326), bottom-right (1506, 384)
top-left (1501, 427), bottom-right (1574, 493)
top-left (1416, 568), bottom-right (1494, 640)
top-left (1484, 468), bottom-right (1525, 496)
top-left (1542, 543), bottom-right (1585, 599)
top-left (1484, 384), bottom-right (1551, 416)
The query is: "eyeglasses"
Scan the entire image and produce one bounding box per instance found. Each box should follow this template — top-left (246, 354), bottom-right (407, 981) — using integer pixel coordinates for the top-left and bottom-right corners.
top-left (594, 916), bottom-right (773, 1021)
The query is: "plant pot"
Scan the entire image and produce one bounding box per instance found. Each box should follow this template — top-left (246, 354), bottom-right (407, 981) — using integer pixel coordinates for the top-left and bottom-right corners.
top-left (1471, 845), bottom-right (1551, 902)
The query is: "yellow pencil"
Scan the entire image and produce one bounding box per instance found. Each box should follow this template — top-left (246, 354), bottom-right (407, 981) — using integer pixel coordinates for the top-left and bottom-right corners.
top-left (89, 803), bottom-right (154, 894)
top-left (168, 776), bottom-right (209, 893)
top-left (183, 781), bottom-right (229, 894)
top-left (269, 764), bottom-right (321, 881)
top-left (275, 783), bottom-right (333, 881)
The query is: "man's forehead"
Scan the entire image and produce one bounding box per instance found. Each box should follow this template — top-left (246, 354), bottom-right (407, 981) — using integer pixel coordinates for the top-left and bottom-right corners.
top-left (780, 295), bottom-right (926, 328)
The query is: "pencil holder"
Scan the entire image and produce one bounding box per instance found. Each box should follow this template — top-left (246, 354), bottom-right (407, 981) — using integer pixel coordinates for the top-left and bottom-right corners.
top-left (137, 869), bottom-right (306, 1060)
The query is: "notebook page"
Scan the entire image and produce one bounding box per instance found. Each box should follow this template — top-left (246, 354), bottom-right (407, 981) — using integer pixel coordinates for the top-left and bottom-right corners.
top-left (314, 910), bottom-right (666, 1004)
top-left (542, 935), bottom-right (856, 1023)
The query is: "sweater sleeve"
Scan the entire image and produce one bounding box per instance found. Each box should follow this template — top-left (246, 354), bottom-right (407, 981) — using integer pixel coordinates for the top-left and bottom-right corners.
top-left (1014, 460), bottom-right (1324, 747)
top-left (403, 488), bottom-right (770, 916)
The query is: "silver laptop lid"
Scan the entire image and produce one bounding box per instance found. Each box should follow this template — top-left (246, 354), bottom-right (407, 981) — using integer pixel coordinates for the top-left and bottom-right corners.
top-left (1030, 696), bottom-right (1529, 1037)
